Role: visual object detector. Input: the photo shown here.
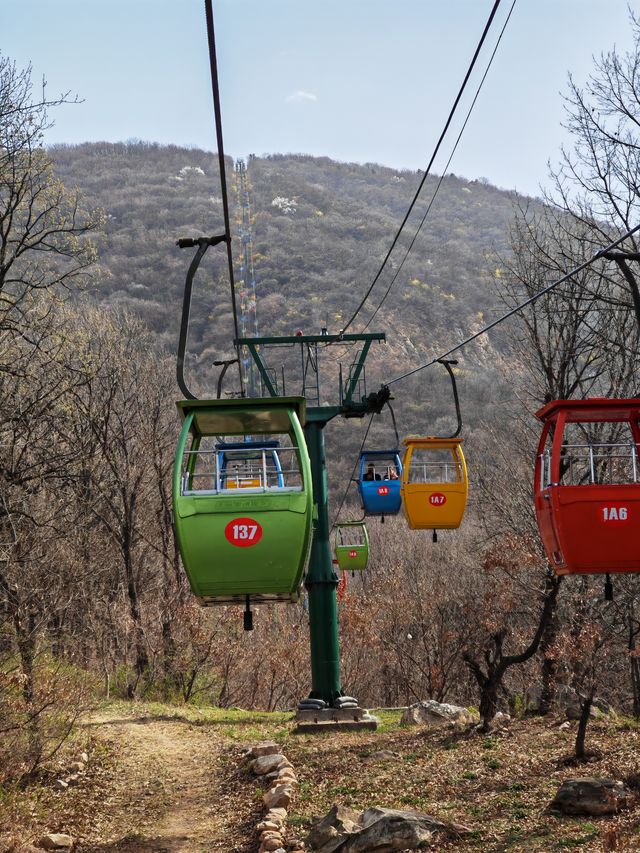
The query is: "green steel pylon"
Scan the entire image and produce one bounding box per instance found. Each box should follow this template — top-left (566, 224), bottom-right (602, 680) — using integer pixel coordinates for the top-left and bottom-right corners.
top-left (238, 332), bottom-right (387, 705)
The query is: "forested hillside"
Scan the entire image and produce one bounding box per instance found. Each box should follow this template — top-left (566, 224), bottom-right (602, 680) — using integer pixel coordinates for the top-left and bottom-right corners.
top-left (7, 4), bottom-right (640, 846)
top-left (50, 143), bottom-right (517, 402)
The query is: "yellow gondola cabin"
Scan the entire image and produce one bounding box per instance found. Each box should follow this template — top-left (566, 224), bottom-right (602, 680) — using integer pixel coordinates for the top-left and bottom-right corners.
top-left (401, 436), bottom-right (468, 532)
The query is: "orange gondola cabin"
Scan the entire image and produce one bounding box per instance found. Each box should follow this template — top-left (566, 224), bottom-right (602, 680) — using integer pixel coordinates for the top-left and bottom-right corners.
top-left (534, 398), bottom-right (640, 575)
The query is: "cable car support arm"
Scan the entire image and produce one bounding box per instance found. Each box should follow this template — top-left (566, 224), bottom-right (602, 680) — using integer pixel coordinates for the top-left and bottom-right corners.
top-left (176, 235), bottom-right (228, 400)
top-left (438, 358), bottom-right (463, 439)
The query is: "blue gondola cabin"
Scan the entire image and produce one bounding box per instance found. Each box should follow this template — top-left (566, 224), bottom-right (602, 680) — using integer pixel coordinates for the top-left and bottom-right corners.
top-left (358, 449), bottom-right (402, 516)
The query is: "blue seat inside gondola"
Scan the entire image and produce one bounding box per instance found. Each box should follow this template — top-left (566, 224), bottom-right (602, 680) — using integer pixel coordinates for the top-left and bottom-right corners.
top-left (216, 440), bottom-right (284, 490)
top-left (358, 449), bottom-right (402, 515)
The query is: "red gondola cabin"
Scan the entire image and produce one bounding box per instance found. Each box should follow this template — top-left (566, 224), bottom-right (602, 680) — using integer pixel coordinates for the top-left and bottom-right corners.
top-left (534, 398), bottom-right (640, 575)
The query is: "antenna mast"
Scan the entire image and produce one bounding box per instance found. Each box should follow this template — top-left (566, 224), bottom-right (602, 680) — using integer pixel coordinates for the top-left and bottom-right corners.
top-left (235, 158), bottom-right (259, 397)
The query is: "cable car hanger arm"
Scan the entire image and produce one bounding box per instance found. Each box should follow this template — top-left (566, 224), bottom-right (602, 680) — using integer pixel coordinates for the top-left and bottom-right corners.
top-left (176, 234), bottom-right (228, 400)
top-left (438, 359), bottom-right (462, 439)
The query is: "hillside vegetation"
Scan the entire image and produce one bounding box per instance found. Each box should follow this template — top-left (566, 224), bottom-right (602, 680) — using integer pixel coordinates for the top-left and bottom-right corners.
top-left (50, 143), bottom-right (518, 394)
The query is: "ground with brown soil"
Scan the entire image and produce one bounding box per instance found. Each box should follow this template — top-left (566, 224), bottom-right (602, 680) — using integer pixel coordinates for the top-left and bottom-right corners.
top-left (3, 703), bottom-right (640, 852)
top-left (0, 704), bottom-right (278, 853)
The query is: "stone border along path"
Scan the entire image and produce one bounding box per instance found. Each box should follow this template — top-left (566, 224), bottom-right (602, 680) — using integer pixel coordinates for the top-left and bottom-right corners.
top-left (246, 742), bottom-right (305, 853)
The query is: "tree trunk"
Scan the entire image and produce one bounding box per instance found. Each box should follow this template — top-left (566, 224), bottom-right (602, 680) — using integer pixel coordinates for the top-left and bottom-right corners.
top-left (478, 675), bottom-right (501, 729)
top-left (123, 543), bottom-right (148, 693)
top-left (15, 608), bottom-right (36, 705)
top-left (575, 696), bottom-right (593, 760)
top-left (538, 591), bottom-right (560, 714)
top-left (631, 656), bottom-right (640, 718)
top-left (465, 574), bottom-right (562, 731)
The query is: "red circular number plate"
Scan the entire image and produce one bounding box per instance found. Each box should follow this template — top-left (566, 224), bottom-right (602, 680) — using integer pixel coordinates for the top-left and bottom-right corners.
top-left (349, 549), bottom-right (358, 558)
top-left (378, 485), bottom-right (390, 496)
top-left (429, 492), bottom-right (447, 506)
top-left (224, 517), bottom-right (263, 547)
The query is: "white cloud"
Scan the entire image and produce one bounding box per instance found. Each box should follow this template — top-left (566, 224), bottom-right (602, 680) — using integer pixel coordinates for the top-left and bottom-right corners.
top-left (285, 90), bottom-right (318, 104)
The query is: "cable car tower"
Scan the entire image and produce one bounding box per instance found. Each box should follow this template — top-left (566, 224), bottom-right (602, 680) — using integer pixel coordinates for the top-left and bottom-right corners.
top-left (235, 159), bottom-right (259, 398)
top-left (239, 332), bottom-right (388, 729)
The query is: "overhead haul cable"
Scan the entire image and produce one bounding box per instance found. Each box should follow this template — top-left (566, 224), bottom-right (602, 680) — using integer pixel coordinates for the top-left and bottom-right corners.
top-left (361, 0), bottom-right (518, 332)
top-left (204, 0), bottom-right (244, 394)
top-left (340, 0), bottom-right (506, 335)
top-left (383, 224), bottom-right (640, 386)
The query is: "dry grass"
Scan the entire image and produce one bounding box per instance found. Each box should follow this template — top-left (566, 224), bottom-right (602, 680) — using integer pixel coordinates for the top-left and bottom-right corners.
top-left (2, 703), bottom-right (640, 852)
top-left (284, 710), bottom-right (640, 851)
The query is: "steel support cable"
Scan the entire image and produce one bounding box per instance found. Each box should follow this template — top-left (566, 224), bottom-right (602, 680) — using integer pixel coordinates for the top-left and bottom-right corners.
top-left (204, 0), bottom-right (244, 395)
top-left (340, 0), bottom-right (506, 335)
top-left (383, 223), bottom-right (640, 386)
top-left (361, 0), bottom-right (518, 332)
top-left (331, 414), bottom-right (375, 532)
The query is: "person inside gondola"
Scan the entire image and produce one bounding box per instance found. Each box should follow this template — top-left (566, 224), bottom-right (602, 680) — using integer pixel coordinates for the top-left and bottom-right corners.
top-left (363, 463), bottom-right (381, 481)
top-left (387, 467), bottom-right (399, 480)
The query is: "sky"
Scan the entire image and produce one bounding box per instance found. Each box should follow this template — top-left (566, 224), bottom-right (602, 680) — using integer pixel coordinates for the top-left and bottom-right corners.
top-left (3, 0), bottom-right (638, 197)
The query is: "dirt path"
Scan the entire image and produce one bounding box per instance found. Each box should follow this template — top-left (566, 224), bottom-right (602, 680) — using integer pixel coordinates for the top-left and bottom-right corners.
top-left (73, 710), bottom-right (258, 853)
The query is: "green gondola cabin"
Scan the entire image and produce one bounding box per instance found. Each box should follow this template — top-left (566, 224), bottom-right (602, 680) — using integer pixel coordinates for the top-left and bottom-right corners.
top-left (172, 397), bottom-right (314, 604)
top-left (334, 521), bottom-right (370, 572)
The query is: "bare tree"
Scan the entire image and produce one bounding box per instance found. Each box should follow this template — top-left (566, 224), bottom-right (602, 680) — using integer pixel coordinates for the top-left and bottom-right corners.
top-left (0, 54), bottom-right (100, 782)
top-left (542, 12), bottom-right (640, 333)
top-left (0, 53), bottom-right (102, 336)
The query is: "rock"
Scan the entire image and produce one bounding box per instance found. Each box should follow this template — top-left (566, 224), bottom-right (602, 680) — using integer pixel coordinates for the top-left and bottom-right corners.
top-left (566, 701), bottom-right (601, 721)
top-left (550, 778), bottom-right (633, 816)
top-left (276, 769), bottom-right (298, 783)
top-left (249, 741), bottom-right (280, 758)
top-left (251, 753), bottom-right (292, 776)
top-left (307, 805), bottom-right (471, 853)
top-left (259, 840), bottom-right (284, 853)
top-left (559, 721), bottom-right (571, 731)
top-left (79, 752), bottom-right (89, 764)
top-left (306, 804), bottom-right (362, 853)
top-left (363, 750), bottom-right (399, 762)
top-left (400, 700), bottom-right (477, 727)
top-left (259, 829), bottom-right (284, 843)
top-left (354, 807), bottom-right (470, 851)
top-left (525, 683), bottom-right (611, 716)
top-left (37, 834), bottom-right (74, 850)
top-left (53, 779), bottom-right (69, 791)
top-left (257, 820), bottom-right (281, 832)
top-left (263, 783), bottom-right (293, 809)
top-left (524, 682), bottom-right (573, 713)
top-left (265, 767), bottom-right (298, 783)
top-left (265, 807), bottom-right (288, 823)
top-left (68, 761), bottom-right (85, 773)
top-left (489, 711), bottom-right (511, 729)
